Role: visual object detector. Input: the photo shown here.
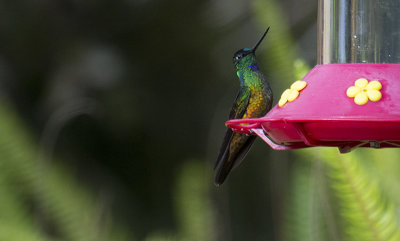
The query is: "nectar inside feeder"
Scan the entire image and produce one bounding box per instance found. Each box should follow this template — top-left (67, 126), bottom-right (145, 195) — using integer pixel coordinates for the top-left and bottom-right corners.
top-left (226, 0), bottom-right (400, 153)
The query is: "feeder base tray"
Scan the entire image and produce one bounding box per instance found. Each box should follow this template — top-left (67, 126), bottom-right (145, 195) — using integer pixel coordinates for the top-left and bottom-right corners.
top-left (226, 64), bottom-right (400, 153)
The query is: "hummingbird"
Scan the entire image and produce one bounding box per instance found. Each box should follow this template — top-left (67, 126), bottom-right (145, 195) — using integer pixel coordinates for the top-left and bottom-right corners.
top-left (215, 27), bottom-right (273, 186)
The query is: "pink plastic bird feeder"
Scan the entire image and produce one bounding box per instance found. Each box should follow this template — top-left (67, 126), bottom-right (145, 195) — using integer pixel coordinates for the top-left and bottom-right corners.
top-left (226, 0), bottom-right (400, 152)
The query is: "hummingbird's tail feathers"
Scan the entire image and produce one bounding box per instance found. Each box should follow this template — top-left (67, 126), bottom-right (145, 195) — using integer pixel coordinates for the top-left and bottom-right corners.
top-left (231, 135), bottom-right (256, 169)
top-left (214, 158), bottom-right (235, 186)
top-left (214, 135), bottom-right (256, 186)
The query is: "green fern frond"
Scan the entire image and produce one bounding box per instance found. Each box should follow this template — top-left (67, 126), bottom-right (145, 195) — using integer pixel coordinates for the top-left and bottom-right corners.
top-left (356, 149), bottom-right (400, 206)
top-left (0, 100), bottom-right (134, 241)
top-left (319, 148), bottom-right (400, 241)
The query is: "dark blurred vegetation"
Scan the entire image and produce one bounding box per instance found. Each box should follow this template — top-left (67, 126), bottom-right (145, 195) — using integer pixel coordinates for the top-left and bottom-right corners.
top-left (0, 0), bottom-right (400, 241)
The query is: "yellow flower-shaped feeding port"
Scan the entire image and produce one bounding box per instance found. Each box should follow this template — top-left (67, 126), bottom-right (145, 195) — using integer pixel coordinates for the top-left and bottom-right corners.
top-left (346, 78), bottom-right (382, 105)
top-left (279, 80), bottom-right (307, 107)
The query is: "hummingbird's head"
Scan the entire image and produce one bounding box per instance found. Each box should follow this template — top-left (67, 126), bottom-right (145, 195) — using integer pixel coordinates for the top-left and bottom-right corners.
top-left (232, 27), bottom-right (270, 69)
top-left (232, 48), bottom-right (254, 66)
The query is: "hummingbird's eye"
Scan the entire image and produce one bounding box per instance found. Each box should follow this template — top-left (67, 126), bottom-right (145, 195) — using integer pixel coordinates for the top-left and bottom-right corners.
top-left (235, 54), bottom-right (242, 61)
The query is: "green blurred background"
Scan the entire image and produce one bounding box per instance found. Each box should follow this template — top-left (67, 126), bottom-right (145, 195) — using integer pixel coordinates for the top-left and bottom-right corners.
top-left (1, 0), bottom-right (400, 240)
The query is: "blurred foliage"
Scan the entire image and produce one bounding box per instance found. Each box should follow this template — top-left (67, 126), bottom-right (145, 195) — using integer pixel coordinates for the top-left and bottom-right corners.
top-left (0, 0), bottom-right (400, 241)
top-left (0, 100), bottom-right (132, 241)
top-left (285, 148), bottom-right (400, 241)
top-left (0, 100), bottom-right (216, 240)
top-left (173, 161), bottom-right (214, 241)
top-left (253, 0), bottom-right (297, 88)
top-left (323, 149), bottom-right (400, 241)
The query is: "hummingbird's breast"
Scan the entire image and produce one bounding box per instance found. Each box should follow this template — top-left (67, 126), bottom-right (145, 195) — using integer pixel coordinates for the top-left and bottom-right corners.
top-left (240, 66), bottom-right (273, 119)
top-left (242, 88), bottom-right (271, 119)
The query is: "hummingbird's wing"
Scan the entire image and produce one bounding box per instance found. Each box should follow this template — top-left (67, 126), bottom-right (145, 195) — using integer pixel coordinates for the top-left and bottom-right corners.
top-left (215, 87), bottom-right (250, 167)
top-left (228, 87), bottom-right (251, 120)
top-left (215, 134), bottom-right (256, 185)
top-left (214, 87), bottom-right (251, 185)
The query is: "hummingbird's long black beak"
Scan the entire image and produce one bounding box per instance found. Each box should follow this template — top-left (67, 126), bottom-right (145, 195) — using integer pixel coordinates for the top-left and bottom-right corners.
top-left (251, 26), bottom-right (270, 53)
